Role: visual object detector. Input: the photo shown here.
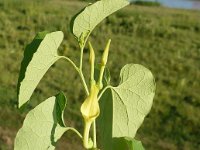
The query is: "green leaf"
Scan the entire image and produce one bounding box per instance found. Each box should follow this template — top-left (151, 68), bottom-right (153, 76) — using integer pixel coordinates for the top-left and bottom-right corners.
top-left (130, 138), bottom-right (145, 150)
top-left (98, 64), bottom-right (156, 150)
top-left (17, 31), bottom-right (64, 108)
top-left (113, 137), bottom-right (145, 150)
top-left (97, 88), bottom-right (113, 150)
top-left (70, 0), bottom-right (130, 44)
top-left (112, 64), bottom-right (156, 137)
top-left (14, 93), bottom-right (68, 150)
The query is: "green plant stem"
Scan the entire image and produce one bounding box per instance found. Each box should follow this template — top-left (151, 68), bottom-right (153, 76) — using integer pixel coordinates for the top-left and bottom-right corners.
top-left (97, 85), bottom-right (112, 101)
top-left (61, 56), bottom-right (89, 95)
top-left (83, 121), bottom-right (92, 149)
top-left (92, 121), bottom-right (97, 148)
top-left (80, 46), bottom-right (84, 70)
top-left (67, 127), bottom-right (83, 139)
top-left (79, 34), bottom-right (90, 70)
top-left (97, 66), bottom-right (105, 89)
top-left (79, 71), bottom-right (89, 96)
top-left (60, 56), bottom-right (79, 72)
top-left (79, 42), bottom-right (91, 95)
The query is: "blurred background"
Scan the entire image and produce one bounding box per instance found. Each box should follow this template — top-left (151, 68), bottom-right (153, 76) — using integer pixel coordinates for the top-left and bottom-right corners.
top-left (0, 0), bottom-right (199, 149)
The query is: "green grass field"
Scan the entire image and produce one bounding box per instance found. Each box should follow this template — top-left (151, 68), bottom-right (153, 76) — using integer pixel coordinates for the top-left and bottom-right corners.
top-left (0, 0), bottom-right (200, 149)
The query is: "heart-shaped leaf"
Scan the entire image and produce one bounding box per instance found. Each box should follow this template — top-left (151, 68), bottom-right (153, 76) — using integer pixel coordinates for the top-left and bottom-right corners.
top-left (17, 31), bottom-right (64, 108)
top-left (70, 0), bottom-right (130, 44)
top-left (14, 93), bottom-right (70, 150)
top-left (98, 64), bottom-right (156, 150)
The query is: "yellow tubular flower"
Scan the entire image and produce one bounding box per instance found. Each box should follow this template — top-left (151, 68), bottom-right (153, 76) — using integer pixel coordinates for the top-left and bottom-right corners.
top-left (81, 84), bottom-right (100, 123)
top-left (81, 40), bottom-right (111, 149)
top-left (81, 84), bottom-right (100, 149)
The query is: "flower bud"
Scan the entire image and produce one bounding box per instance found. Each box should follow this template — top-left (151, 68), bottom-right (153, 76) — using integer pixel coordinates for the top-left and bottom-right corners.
top-left (101, 39), bottom-right (111, 66)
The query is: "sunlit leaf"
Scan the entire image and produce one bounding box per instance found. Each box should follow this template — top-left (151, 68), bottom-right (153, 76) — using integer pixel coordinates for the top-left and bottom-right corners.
top-left (14, 92), bottom-right (70, 150)
top-left (70, 0), bottom-right (130, 44)
top-left (17, 31), bottom-right (64, 108)
top-left (98, 64), bottom-right (156, 150)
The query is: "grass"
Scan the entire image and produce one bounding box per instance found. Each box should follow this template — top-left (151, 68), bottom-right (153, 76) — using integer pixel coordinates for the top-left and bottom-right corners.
top-left (0, 0), bottom-right (200, 149)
